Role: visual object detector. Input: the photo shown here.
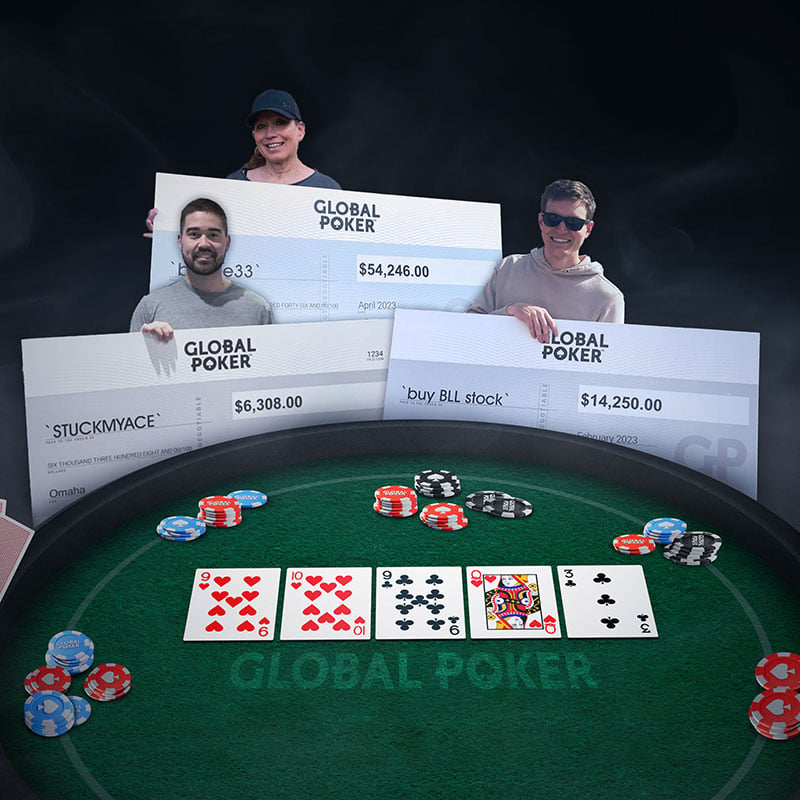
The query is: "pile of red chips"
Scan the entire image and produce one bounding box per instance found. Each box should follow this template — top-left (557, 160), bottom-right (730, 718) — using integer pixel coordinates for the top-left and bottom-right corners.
top-left (374, 485), bottom-right (418, 518)
top-left (198, 495), bottom-right (242, 528)
top-left (420, 502), bottom-right (469, 531)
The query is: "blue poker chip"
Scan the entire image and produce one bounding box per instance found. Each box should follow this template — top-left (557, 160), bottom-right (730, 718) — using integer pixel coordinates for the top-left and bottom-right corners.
top-left (46, 631), bottom-right (94, 674)
top-left (643, 517), bottom-right (687, 544)
top-left (68, 695), bottom-right (92, 725)
top-left (24, 690), bottom-right (75, 737)
top-left (157, 516), bottom-right (207, 541)
top-left (226, 489), bottom-right (268, 509)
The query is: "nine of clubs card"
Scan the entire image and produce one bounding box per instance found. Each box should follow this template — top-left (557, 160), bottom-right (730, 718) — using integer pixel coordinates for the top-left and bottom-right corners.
top-left (375, 566), bottom-right (465, 639)
top-left (184, 568), bottom-right (280, 641)
top-left (465, 566), bottom-right (561, 638)
top-left (557, 565), bottom-right (658, 638)
top-left (280, 567), bottom-right (372, 640)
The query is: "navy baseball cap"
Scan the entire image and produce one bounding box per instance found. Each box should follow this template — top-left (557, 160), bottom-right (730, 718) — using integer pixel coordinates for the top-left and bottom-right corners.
top-left (246, 89), bottom-right (302, 127)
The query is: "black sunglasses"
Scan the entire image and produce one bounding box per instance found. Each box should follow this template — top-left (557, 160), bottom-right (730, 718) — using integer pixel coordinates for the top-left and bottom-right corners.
top-left (541, 211), bottom-right (592, 231)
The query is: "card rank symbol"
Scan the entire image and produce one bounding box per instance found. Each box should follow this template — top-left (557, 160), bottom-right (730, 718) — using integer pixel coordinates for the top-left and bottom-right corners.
top-left (448, 616), bottom-right (460, 625)
top-left (637, 614), bottom-right (650, 622)
top-left (601, 617), bottom-right (620, 629)
top-left (564, 580), bottom-right (576, 587)
top-left (593, 573), bottom-right (612, 584)
top-left (596, 594), bottom-right (616, 606)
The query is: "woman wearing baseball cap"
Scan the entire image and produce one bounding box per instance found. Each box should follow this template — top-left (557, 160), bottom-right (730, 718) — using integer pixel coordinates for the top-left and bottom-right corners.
top-left (228, 88), bottom-right (340, 189)
top-left (145, 89), bottom-right (339, 235)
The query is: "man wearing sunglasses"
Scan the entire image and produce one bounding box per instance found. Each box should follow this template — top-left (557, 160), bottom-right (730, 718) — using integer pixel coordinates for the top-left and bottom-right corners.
top-left (468, 179), bottom-right (624, 342)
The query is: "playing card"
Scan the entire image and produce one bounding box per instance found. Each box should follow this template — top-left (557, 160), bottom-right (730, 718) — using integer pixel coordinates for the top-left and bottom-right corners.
top-left (465, 566), bottom-right (561, 638)
top-left (183, 568), bottom-right (281, 641)
top-left (280, 567), bottom-right (371, 640)
top-left (375, 567), bottom-right (465, 640)
top-left (557, 565), bottom-right (658, 638)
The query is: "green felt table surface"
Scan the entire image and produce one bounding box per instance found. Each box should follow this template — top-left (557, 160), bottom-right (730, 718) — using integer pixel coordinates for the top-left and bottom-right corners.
top-left (2, 451), bottom-right (799, 800)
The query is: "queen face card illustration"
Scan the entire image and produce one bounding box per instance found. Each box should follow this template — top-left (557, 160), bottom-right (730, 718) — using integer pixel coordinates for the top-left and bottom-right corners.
top-left (280, 567), bottom-right (372, 641)
top-left (556, 565), bottom-right (658, 638)
top-left (183, 568), bottom-right (281, 641)
top-left (465, 566), bottom-right (561, 639)
top-left (375, 566), bottom-right (465, 640)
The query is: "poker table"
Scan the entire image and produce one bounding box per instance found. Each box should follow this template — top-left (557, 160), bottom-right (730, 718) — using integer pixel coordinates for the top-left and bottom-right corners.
top-left (2, 420), bottom-right (800, 800)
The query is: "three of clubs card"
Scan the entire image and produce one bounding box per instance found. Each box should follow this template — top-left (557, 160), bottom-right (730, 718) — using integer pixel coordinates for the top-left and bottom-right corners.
top-left (183, 568), bottom-right (280, 641)
top-left (557, 565), bottom-right (658, 638)
top-left (280, 567), bottom-right (371, 640)
top-left (375, 567), bottom-right (465, 640)
top-left (465, 566), bottom-right (561, 638)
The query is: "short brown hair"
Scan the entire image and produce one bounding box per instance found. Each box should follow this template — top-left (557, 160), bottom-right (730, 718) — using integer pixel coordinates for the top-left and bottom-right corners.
top-left (540, 179), bottom-right (596, 220)
top-left (180, 198), bottom-right (228, 234)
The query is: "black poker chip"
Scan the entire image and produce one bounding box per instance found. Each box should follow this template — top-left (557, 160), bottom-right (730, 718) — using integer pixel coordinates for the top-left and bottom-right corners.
top-left (465, 490), bottom-right (514, 511)
top-left (483, 497), bottom-right (533, 519)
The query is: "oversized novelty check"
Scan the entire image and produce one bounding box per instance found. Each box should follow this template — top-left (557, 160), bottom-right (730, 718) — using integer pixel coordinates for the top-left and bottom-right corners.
top-left (149, 173), bottom-right (501, 323)
top-left (383, 310), bottom-right (760, 497)
top-left (22, 319), bottom-right (392, 527)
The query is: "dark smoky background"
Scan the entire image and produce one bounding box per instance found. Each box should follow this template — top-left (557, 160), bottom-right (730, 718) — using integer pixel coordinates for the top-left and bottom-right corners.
top-left (0, 3), bottom-right (797, 529)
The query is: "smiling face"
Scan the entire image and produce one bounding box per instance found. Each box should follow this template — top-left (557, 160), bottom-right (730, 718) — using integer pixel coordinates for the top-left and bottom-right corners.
top-left (178, 211), bottom-right (230, 276)
top-left (538, 197), bottom-right (594, 268)
top-left (251, 110), bottom-right (305, 164)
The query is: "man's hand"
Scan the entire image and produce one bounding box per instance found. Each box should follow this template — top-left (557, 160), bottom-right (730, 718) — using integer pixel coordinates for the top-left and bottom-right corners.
top-left (140, 321), bottom-right (174, 342)
top-left (506, 302), bottom-right (558, 343)
top-left (143, 208), bottom-right (158, 239)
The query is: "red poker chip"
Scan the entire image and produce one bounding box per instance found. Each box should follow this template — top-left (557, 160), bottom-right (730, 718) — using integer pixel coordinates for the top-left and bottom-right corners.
top-left (748, 688), bottom-right (800, 728)
top-left (198, 496), bottom-right (240, 510)
top-left (421, 502), bottom-right (463, 516)
top-left (756, 652), bottom-right (800, 691)
top-left (374, 485), bottom-right (416, 500)
top-left (373, 501), bottom-right (416, 518)
top-left (84, 663), bottom-right (131, 701)
top-left (24, 665), bottom-right (71, 695)
top-left (613, 534), bottom-right (656, 555)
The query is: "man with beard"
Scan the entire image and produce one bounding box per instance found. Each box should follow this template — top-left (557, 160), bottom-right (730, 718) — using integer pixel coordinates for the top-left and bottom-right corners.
top-left (130, 198), bottom-right (272, 342)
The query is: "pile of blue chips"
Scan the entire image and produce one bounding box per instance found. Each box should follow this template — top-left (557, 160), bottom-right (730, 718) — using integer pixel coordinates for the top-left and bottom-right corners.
top-left (642, 517), bottom-right (687, 545)
top-left (157, 515), bottom-right (207, 542)
top-left (23, 691), bottom-right (92, 737)
top-left (45, 630), bottom-right (94, 674)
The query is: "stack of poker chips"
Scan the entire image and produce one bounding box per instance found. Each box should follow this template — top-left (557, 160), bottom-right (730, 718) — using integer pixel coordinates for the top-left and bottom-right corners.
top-left (749, 653), bottom-right (800, 740)
top-left (198, 495), bottom-right (242, 528)
top-left (24, 690), bottom-right (76, 737)
top-left (662, 531), bottom-right (722, 565)
top-left (465, 491), bottom-right (533, 519)
top-left (414, 470), bottom-right (461, 498)
top-left (612, 534), bottom-right (656, 555)
top-left (45, 630), bottom-right (95, 674)
top-left (420, 502), bottom-right (469, 531)
top-left (24, 665), bottom-right (71, 695)
top-left (84, 662), bottom-right (132, 702)
top-left (373, 485), bottom-right (418, 518)
top-left (642, 517), bottom-right (687, 544)
top-left (157, 515), bottom-right (207, 542)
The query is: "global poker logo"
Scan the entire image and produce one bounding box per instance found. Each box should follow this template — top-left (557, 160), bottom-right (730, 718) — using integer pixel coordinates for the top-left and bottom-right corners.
top-left (540, 330), bottom-right (609, 364)
top-left (314, 199), bottom-right (381, 232)
top-left (184, 337), bottom-right (257, 373)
